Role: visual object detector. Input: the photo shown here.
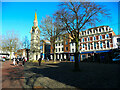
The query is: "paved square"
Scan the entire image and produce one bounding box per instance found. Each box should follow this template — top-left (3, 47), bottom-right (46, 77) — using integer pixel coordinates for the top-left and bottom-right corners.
top-left (24, 61), bottom-right (120, 88)
top-left (1, 61), bottom-right (120, 89)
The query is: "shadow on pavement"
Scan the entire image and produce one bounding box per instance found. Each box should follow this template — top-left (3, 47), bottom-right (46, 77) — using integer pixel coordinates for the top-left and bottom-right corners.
top-left (24, 62), bottom-right (120, 88)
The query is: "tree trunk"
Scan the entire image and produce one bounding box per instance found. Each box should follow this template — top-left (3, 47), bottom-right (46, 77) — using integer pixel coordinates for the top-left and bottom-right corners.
top-left (74, 38), bottom-right (80, 71)
top-left (54, 49), bottom-right (56, 62)
top-left (26, 49), bottom-right (29, 61)
top-left (10, 51), bottom-right (12, 61)
top-left (54, 53), bottom-right (56, 62)
top-left (53, 41), bottom-right (56, 62)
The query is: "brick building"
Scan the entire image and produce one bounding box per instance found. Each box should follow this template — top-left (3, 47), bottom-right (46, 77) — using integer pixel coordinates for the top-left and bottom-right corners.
top-left (15, 49), bottom-right (29, 58)
top-left (50, 33), bottom-right (71, 61)
top-left (40, 40), bottom-right (50, 60)
top-left (70, 26), bottom-right (116, 62)
top-left (50, 26), bottom-right (116, 62)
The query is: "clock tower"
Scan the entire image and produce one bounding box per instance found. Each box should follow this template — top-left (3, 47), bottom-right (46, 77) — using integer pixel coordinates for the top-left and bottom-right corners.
top-left (30, 12), bottom-right (40, 60)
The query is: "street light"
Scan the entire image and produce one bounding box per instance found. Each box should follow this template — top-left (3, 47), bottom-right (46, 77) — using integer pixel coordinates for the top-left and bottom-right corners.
top-left (79, 50), bottom-right (81, 62)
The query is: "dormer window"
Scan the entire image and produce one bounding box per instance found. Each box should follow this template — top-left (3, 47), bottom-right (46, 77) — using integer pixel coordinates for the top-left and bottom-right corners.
top-left (90, 30), bottom-right (92, 34)
top-left (82, 32), bottom-right (84, 35)
top-left (106, 27), bottom-right (108, 31)
top-left (99, 28), bottom-right (101, 32)
top-left (102, 28), bottom-right (104, 32)
top-left (87, 31), bottom-right (89, 34)
top-left (93, 29), bottom-right (95, 33)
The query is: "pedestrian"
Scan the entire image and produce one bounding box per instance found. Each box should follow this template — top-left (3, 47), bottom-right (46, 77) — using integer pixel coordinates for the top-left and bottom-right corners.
top-left (38, 57), bottom-right (42, 66)
top-left (16, 57), bottom-right (19, 66)
top-left (25, 57), bottom-right (27, 62)
top-left (13, 58), bottom-right (16, 66)
top-left (3, 57), bottom-right (5, 62)
top-left (22, 57), bottom-right (25, 66)
top-left (47, 57), bottom-right (49, 62)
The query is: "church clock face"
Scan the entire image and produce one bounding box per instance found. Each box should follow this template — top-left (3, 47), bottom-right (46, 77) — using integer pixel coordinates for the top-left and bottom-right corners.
top-left (36, 30), bottom-right (38, 34)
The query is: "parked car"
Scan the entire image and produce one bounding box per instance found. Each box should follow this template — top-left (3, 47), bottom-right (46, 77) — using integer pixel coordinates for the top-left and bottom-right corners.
top-left (112, 55), bottom-right (120, 63)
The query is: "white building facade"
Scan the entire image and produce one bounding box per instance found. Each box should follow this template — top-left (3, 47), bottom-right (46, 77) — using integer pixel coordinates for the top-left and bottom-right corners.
top-left (112, 35), bottom-right (120, 49)
top-left (50, 25), bottom-right (116, 62)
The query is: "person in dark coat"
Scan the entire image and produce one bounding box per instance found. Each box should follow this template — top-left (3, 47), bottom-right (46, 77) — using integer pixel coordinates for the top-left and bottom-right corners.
top-left (38, 57), bottom-right (42, 66)
top-left (22, 57), bottom-right (25, 66)
top-left (16, 57), bottom-right (19, 66)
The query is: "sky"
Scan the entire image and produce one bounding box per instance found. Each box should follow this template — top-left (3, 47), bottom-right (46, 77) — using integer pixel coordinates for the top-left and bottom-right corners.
top-left (1, 1), bottom-right (119, 42)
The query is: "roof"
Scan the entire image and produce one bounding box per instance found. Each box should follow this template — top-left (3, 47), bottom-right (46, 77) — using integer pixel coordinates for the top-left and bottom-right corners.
top-left (81, 25), bottom-right (110, 32)
top-left (43, 40), bottom-right (50, 43)
top-left (112, 35), bottom-right (120, 37)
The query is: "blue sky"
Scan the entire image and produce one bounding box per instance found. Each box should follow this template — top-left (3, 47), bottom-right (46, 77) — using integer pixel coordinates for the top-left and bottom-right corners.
top-left (1, 2), bottom-right (119, 42)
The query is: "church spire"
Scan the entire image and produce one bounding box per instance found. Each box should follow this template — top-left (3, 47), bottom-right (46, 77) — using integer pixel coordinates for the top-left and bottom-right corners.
top-left (33, 12), bottom-right (38, 27)
top-left (34, 12), bottom-right (37, 21)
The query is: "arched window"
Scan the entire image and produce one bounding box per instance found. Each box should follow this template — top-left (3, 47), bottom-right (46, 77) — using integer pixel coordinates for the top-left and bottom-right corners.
top-left (94, 36), bottom-right (96, 40)
top-left (100, 36), bottom-right (102, 40)
top-left (106, 34), bottom-right (109, 38)
top-left (32, 29), bottom-right (35, 34)
top-left (83, 44), bottom-right (85, 48)
top-left (88, 43), bottom-right (90, 50)
top-left (88, 37), bottom-right (90, 41)
top-left (83, 38), bottom-right (84, 42)
top-left (94, 42), bottom-right (96, 49)
top-left (100, 41), bottom-right (103, 48)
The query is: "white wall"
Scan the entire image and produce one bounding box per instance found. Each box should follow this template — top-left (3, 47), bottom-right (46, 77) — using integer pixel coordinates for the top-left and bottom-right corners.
top-left (70, 43), bottom-right (75, 53)
top-left (113, 36), bottom-right (120, 49)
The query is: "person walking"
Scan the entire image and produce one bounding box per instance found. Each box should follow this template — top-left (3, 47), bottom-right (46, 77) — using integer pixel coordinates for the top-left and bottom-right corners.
top-left (25, 57), bottom-right (27, 62)
top-left (13, 58), bottom-right (16, 66)
top-left (22, 57), bottom-right (25, 66)
top-left (16, 57), bottom-right (19, 66)
top-left (38, 57), bottom-right (42, 66)
top-left (3, 57), bottom-right (5, 62)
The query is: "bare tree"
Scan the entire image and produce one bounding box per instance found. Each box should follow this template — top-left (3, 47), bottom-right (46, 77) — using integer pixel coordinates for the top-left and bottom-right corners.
top-left (1, 31), bottom-right (21, 60)
top-left (54, 1), bottom-right (110, 71)
top-left (22, 36), bottom-right (30, 49)
top-left (22, 35), bottom-right (30, 60)
top-left (40, 15), bottom-right (62, 62)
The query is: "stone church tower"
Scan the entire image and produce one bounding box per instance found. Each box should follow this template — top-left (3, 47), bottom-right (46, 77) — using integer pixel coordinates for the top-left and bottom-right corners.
top-left (30, 12), bottom-right (40, 60)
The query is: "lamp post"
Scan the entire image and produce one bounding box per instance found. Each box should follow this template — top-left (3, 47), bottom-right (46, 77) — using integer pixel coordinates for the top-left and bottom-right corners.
top-left (93, 50), bottom-right (96, 62)
top-left (79, 51), bottom-right (81, 62)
